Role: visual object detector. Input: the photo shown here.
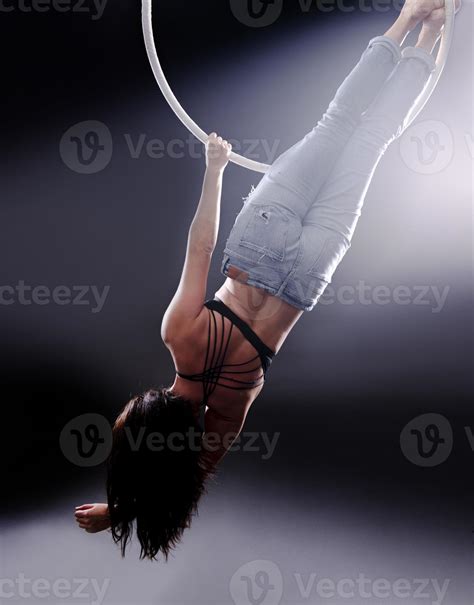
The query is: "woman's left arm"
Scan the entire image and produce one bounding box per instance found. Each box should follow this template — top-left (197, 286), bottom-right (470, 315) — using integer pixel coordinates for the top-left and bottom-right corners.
top-left (162, 134), bottom-right (232, 339)
top-left (189, 133), bottom-right (232, 253)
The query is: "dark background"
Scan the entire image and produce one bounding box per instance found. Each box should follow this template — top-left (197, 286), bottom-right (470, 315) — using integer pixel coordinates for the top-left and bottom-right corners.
top-left (1, 1), bottom-right (472, 604)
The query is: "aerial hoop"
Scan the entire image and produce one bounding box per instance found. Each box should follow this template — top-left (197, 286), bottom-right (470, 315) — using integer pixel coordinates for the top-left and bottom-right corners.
top-left (142, 1), bottom-right (456, 174)
top-left (404, 0), bottom-right (456, 129)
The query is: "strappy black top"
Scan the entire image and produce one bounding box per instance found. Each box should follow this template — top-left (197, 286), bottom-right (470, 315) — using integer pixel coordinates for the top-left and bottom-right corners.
top-left (176, 296), bottom-right (276, 405)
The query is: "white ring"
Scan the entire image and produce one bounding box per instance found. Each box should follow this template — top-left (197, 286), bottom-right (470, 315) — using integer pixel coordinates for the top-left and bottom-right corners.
top-left (405, 0), bottom-right (456, 129)
top-left (142, 1), bottom-right (455, 173)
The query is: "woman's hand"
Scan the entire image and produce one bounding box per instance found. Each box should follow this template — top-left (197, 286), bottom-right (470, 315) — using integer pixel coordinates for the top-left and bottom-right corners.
top-left (205, 132), bottom-right (232, 173)
top-left (75, 503), bottom-right (111, 534)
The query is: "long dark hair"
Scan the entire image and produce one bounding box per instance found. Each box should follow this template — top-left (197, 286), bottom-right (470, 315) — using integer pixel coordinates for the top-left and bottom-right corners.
top-left (106, 387), bottom-right (207, 560)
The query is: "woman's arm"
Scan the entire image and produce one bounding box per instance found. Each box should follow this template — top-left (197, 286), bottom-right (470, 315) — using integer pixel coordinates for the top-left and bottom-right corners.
top-left (161, 134), bottom-right (232, 340)
top-left (189, 133), bottom-right (232, 253)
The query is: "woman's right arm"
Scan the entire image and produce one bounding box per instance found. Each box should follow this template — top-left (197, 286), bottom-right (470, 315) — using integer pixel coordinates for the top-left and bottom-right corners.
top-left (161, 134), bottom-right (232, 342)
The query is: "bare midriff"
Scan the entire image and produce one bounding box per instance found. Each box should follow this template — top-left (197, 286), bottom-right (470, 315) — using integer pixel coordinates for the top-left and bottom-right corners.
top-left (214, 267), bottom-right (304, 355)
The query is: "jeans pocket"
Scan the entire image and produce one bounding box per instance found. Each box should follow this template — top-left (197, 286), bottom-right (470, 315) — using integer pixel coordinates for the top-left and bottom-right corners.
top-left (240, 203), bottom-right (290, 262)
top-left (306, 233), bottom-right (350, 282)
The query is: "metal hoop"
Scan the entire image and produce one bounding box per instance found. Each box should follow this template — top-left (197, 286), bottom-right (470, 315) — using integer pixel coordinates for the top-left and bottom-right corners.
top-left (142, 1), bottom-right (455, 173)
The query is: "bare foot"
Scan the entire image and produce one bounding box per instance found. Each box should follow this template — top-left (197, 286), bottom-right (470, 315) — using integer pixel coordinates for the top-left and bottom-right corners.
top-left (416, 0), bottom-right (461, 51)
top-left (385, 0), bottom-right (459, 48)
top-left (402, 0), bottom-right (445, 29)
top-left (423, 0), bottom-right (461, 34)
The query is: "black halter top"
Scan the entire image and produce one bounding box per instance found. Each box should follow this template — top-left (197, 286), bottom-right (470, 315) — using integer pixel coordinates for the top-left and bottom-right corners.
top-left (176, 297), bottom-right (275, 405)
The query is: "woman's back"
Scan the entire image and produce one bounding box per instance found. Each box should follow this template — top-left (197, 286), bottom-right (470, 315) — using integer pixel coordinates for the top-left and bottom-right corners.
top-left (167, 301), bottom-right (264, 418)
top-left (215, 274), bottom-right (304, 354)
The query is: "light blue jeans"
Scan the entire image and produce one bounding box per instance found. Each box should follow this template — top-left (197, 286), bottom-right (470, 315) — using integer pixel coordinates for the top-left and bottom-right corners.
top-left (221, 36), bottom-right (436, 311)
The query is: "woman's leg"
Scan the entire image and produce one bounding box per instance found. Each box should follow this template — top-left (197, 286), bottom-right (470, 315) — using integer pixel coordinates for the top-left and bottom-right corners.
top-left (244, 32), bottom-right (404, 221)
top-left (287, 26), bottom-right (438, 310)
top-left (222, 30), bottom-right (403, 274)
top-left (246, 1), bottom-right (446, 222)
top-left (305, 38), bottom-right (437, 239)
top-left (220, 2), bottom-right (448, 309)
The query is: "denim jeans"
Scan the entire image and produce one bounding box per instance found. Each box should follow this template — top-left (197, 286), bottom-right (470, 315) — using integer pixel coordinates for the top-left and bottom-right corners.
top-left (221, 36), bottom-right (436, 311)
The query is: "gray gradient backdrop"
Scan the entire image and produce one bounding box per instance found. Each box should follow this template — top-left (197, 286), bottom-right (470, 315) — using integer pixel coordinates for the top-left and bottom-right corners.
top-left (1, 1), bottom-right (473, 604)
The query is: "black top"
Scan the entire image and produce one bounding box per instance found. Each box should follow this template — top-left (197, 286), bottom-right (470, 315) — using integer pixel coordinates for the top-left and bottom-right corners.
top-left (176, 296), bottom-right (276, 405)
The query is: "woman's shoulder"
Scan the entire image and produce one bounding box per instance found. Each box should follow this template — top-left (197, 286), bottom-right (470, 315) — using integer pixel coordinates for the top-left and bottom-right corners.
top-left (163, 306), bottom-right (210, 364)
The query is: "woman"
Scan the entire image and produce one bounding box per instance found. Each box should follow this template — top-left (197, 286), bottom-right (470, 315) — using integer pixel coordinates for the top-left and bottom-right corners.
top-left (76, 0), bottom-right (457, 559)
